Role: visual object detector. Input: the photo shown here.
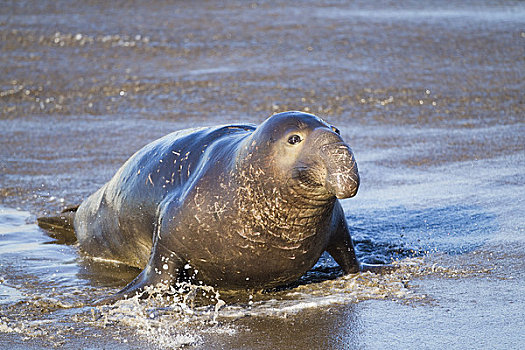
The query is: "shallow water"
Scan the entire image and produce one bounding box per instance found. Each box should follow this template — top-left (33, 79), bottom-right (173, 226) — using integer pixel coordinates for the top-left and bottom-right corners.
top-left (1, 0), bottom-right (524, 349)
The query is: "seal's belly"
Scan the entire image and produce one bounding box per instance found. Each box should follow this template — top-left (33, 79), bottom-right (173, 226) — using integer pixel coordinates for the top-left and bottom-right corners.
top-left (188, 239), bottom-right (326, 289)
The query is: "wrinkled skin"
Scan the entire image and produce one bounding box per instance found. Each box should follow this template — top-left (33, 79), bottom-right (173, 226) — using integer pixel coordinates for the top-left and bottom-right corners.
top-left (73, 111), bottom-right (364, 303)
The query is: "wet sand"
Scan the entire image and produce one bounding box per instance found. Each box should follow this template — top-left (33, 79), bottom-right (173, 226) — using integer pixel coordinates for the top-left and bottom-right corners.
top-left (1, 0), bottom-right (524, 349)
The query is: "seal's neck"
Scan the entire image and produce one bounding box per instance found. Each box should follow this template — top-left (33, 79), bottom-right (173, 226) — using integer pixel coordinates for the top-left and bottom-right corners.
top-left (232, 160), bottom-right (335, 243)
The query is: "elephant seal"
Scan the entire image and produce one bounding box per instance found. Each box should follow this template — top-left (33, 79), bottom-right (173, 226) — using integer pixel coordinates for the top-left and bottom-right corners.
top-left (41, 111), bottom-right (368, 303)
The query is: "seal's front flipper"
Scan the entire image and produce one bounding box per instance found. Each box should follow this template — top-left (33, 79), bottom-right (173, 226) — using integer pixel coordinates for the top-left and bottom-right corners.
top-left (326, 233), bottom-right (360, 274)
top-left (327, 204), bottom-right (395, 275)
top-left (326, 208), bottom-right (360, 274)
top-left (326, 223), bottom-right (396, 275)
top-left (94, 242), bottom-right (185, 305)
top-left (327, 237), bottom-right (396, 275)
top-left (37, 206), bottom-right (79, 244)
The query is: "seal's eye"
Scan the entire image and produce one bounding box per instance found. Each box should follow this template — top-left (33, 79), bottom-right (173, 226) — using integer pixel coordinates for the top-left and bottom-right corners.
top-left (287, 134), bottom-right (302, 145)
top-left (331, 126), bottom-right (340, 135)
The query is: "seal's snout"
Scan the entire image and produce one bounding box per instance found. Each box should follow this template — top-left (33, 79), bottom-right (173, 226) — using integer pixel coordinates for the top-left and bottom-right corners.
top-left (320, 141), bottom-right (360, 199)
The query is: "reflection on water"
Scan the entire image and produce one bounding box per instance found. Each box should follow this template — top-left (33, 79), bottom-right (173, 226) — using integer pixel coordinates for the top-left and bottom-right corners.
top-left (351, 204), bottom-right (497, 262)
top-left (315, 8), bottom-right (525, 22)
top-left (0, 284), bottom-right (23, 305)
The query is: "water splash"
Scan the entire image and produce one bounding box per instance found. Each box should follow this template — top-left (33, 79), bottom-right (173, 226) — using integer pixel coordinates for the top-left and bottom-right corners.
top-left (94, 282), bottom-right (228, 349)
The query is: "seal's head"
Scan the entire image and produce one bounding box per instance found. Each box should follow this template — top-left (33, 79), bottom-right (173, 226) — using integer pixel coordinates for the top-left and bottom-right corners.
top-left (241, 111), bottom-right (359, 200)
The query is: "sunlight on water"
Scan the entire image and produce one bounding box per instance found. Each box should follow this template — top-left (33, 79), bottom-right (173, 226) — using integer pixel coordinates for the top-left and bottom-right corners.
top-left (87, 255), bottom-right (493, 348)
top-left (315, 8), bottom-right (524, 22)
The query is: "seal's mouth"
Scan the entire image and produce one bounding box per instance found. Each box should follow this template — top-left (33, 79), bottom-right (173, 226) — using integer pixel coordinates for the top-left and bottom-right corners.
top-left (291, 165), bottom-right (324, 188)
top-left (320, 142), bottom-right (360, 199)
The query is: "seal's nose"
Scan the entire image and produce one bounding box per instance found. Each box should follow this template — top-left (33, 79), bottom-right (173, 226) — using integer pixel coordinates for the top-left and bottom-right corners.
top-left (320, 142), bottom-right (360, 199)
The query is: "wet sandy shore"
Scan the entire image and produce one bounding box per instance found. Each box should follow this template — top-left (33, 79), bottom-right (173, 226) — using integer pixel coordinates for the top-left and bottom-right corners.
top-left (1, 0), bottom-right (524, 349)
top-left (1, 0), bottom-right (523, 211)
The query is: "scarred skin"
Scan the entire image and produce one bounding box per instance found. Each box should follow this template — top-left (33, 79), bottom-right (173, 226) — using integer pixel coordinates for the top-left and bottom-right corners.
top-left (73, 111), bottom-right (364, 303)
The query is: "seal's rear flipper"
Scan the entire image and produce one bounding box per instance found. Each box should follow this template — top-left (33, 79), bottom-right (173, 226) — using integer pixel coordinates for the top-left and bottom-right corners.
top-left (94, 242), bottom-right (185, 305)
top-left (37, 205), bottom-right (79, 244)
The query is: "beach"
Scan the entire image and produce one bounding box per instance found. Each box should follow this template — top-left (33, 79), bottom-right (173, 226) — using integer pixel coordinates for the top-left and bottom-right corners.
top-left (1, 1), bottom-right (524, 348)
